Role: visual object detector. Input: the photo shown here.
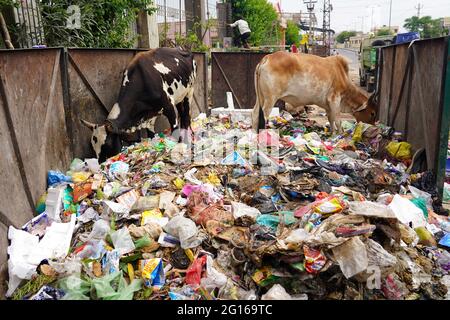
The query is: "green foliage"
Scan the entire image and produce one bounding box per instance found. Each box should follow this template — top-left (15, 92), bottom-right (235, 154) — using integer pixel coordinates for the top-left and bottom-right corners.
top-left (285, 20), bottom-right (299, 46)
top-left (173, 21), bottom-right (210, 52)
top-left (39, 0), bottom-right (155, 48)
top-left (0, 0), bottom-right (18, 9)
top-left (231, 0), bottom-right (279, 46)
top-left (376, 28), bottom-right (393, 36)
top-left (404, 15), bottom-right (446, 39)
top-left (336, 30), bottom-right (357, 44)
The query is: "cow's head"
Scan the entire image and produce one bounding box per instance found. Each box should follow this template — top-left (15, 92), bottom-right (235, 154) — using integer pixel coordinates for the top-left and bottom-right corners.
top-left (81, 119), bottom-right (122, 163)
top-left (353, 93), bottom-right (378, 125)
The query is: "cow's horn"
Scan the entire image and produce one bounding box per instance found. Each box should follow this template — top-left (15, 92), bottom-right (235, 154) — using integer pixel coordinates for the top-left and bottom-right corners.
top-left (80, 119), bottom-right (97, 129)
top-left (354, 102), bottom-right (368, 113)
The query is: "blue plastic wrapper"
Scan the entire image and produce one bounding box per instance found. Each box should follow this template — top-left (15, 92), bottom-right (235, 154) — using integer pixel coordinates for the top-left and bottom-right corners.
top-left (102, 250), bottom-right (120, 274)
top-left (109, 161), bottom-right (129, 175)
top-left (47, 170), bottom-right (72, 187)
top-left (141, 258), bottom-right (165, 288)
top-left (439, 233), bottom-right (450, 248)
top-left (29, 286), bottom-right (65, 300)
top-left (256, 211), bottom-right (297, 231)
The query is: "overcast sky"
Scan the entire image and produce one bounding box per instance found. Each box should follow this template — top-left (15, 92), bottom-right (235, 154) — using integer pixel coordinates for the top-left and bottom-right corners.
top-left (270, 0), bottom-right (450, 33)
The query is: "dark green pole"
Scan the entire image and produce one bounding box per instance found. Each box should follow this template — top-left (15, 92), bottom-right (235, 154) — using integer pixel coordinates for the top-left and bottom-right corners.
top-left (437, 36), bottom-right (450, 199)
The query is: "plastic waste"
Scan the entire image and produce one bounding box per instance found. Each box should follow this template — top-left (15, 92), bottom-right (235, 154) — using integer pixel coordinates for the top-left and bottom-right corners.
top-left (261, 284), bottom-right (292, 300)
top-left (200, 255), bottom-right (227, 291)
top-left (386, 141), bottom-right (411, 160)
top-left (92, 271), bottom-right (143, 300)
top-left (111, 227), bottom-right (136, 255)
top-left (47, 170), bottom-right (72, 187)
top-left (231, 201), bottom-right (261, 220)
top-left (388, 195), bottom-right (427, 228)
top-left (185, 255), bottom-right (207, 286)
top-left (163, 215), bottom-right (202, 249)
top-left (332, 237), bottom-right (368, 279)
top-left (59, 275), bottom-right (91, 300)
top-left (89, 219), bottom-right (111, 240)
top-left (256, 211), bottom-right (297, 231)
top-left (109, 161), bottom-right (129, 177)
top-left (140, 258), bottom-right (165, 288)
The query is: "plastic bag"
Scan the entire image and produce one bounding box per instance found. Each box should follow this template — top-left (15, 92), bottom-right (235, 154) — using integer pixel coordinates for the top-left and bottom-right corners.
top-left (89, 219), bottom-right (111, 240)
top-left (71, 171), bottom-right (91, 183)
top-left (69, 158), bottom-right (85, 172)
top-left (111, 227), bottom-right (136, 255)
top-left (47, 170), bottom-right (72, 187)
top-left (185, 255), bottom-right (207, 286)
top-left (388, 195), bottom-right (427, 228)
top-left (261, 284), bottom-right (292, 300)
top-left (386, 141), bottom-right (411, 160)
top-left (92, 271), bottom-right (143, 300)
top-left (313, 198), bottom-right (343, 215)
top-left (163, 215), bottom-right (201, 249)
top-left (200, 255), bottom-right (227, 291)
top-left (59, 275), bottom-right (91, 300)
top-left (332, 237), bottom-right (368, 279)
top-left (109, 161), bottom-right (129, 176)
top-left (256, 211), bottom-right (297, 231)
top-left (231, 201), bottom-right (261, 220)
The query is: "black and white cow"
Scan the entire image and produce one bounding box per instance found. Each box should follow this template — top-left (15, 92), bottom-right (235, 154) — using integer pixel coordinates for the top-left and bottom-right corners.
top-left (81, 47), bottom-right (197, 162)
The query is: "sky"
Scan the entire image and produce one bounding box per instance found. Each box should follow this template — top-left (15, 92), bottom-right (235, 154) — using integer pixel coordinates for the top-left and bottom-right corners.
top-left (270, 0), bottom-right (450, 33)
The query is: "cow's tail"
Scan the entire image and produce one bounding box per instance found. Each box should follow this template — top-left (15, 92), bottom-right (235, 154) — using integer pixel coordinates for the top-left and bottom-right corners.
top-left (253, 61), bottom-right (265, 131)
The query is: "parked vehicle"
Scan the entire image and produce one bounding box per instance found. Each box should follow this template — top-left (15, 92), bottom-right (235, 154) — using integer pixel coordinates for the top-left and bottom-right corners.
top-left (359, 35), bottom-right (395, 92)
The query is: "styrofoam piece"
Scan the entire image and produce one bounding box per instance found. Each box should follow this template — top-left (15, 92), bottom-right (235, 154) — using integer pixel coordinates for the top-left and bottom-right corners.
top-left (226, 92), bottom-right (235, 109)
top-left (45, 187), bottom-right (64, 222)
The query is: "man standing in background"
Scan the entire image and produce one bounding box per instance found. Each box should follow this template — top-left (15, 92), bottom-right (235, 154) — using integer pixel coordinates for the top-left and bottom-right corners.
top-left (229, 16), bottom-right (252, 49)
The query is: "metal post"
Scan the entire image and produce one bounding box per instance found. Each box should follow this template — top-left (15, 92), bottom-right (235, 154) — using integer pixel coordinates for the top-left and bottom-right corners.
top-left (388, 0), bottom-right (393, 32)
top-left (164, 0), bottom-right (167, 45)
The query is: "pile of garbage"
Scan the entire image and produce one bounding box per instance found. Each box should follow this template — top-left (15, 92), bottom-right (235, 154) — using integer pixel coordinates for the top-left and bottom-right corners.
top-left (6, 111), bottom-right (450, 300)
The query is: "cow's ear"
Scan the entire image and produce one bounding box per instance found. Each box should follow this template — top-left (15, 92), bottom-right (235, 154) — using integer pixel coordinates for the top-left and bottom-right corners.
top-left (80, 119), bottom-right (96, 130)
top-left (368, 93), bottom-right (378, 105)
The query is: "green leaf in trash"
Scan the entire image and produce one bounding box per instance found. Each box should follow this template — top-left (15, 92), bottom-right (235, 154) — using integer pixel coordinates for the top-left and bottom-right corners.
top-left (134, 235), bottom-right (152, 249)
top-left (110, 215), bottom-right (116, 232)
top-left (120, 252), bottom-right (143, 264)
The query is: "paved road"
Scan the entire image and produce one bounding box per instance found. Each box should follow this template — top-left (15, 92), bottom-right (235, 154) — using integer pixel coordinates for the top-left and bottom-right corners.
top-left (337, 48), bottom-right (362, 86)
top-left (337, 48), bottom-right (359, 67)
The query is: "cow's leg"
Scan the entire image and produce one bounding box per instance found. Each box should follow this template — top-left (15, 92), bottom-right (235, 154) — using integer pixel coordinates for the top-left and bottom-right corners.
top-left (176, 98), bottom-right (191, 143)
top-left (326, 96), bottom-right (342, 135)
top-left (255, 95), bottom-right (277, 132)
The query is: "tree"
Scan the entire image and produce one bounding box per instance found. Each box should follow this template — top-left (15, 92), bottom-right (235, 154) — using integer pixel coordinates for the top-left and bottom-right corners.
top-left (335, 30), bottom-right (356, 44)
top-left (39, 0), bottom-right (154, 48)
top-left (404, 15), bottom-right (445, 39)
top-left (231, 0), bottom-right (279, 46)
top-left (285, 20), bottom-right (299, 46)
top-left (376, 28), bottom-right (393, 36)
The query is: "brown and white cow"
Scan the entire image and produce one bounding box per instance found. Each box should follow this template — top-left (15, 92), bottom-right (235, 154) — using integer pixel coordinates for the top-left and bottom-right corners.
top-left (252, 51), bottom-right (377, 133)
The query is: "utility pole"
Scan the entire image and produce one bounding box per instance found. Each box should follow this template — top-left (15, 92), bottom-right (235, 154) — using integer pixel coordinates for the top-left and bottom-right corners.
top-left (303, 0), bottom-right (317, 49)
top-left (388, 0), bottom-right (393, 32)
top-left (358, 16), bottom-right (365, 33)
top-left (322, 0), bottom-right (332, 56)
top-left (415, 2), bottom-right (424, 18)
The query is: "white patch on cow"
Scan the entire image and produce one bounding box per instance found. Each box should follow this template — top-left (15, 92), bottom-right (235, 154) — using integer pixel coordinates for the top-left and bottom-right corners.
top-left (108, 103), bottom-right (121, 120)
top-left (123, 70), bottom-right (130, 86)
top-left (154, 62), bottom-right (171, 74)
top-left (92, 125), bottom-right (107, 158)
top-left (124, 113), bottom-right (160, 134)
top-left (175, 58), bottom-right (179, 66)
